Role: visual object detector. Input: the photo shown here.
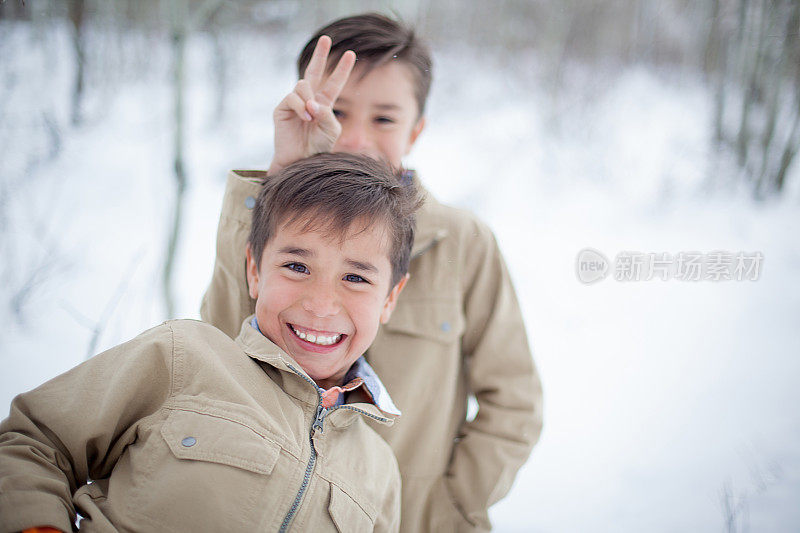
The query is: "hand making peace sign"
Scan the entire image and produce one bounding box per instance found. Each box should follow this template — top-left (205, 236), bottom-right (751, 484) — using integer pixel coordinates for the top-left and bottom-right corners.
top-left (267, 36), bottom-right (356, 175)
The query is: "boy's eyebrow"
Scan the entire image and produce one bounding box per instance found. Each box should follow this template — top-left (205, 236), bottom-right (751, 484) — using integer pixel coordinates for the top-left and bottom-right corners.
top-left (335, 97), bottom-right (401, 111)
top-left (278, 247), bottom-right (312, 257)
top-left (278, 248), bottom-right (378, 273)
top-left (346, 259), bottom-right (379, 273)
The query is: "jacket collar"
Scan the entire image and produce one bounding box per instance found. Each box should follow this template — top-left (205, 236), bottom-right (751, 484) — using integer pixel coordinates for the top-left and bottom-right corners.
top-left (234, 316), bottom-right (398, 423)
top-left (407, 170), bottom-right (448, 259)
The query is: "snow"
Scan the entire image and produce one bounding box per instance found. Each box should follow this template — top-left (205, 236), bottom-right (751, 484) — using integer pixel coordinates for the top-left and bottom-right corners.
top-left (412, 49), bottom-right (800, 531)
top-left (1, 21), bottom-right (799, 532)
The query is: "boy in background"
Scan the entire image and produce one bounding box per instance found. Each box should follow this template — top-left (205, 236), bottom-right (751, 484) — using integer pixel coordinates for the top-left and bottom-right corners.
top-left (0, 153), bottom-right (415, 532)
top-left (202, 13), bottom-right (543, 531)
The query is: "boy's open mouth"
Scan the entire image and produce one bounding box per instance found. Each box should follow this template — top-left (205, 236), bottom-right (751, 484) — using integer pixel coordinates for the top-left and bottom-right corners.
top-left (288, 323), bottom-right (345, 347)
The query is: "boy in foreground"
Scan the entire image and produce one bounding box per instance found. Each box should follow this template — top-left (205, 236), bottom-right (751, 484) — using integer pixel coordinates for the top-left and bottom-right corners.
top-left (0, 153), bottom-right (416, 532)
top-left (202, 13), bottom-right (544, 531)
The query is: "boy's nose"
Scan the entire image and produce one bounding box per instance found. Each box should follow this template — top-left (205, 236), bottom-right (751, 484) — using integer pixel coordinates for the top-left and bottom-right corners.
top-left (301, 282), bottom-right (340, 318)
top-left (337, 123), bottom-right (371, 152)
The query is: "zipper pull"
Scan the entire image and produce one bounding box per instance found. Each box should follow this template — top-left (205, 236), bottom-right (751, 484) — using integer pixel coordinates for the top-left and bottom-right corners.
top-left (312, 405), bottom-right (328, 434)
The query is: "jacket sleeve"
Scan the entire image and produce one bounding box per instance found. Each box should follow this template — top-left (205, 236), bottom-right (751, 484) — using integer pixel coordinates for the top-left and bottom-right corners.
top-left (200, 171), bottom-right (263, 339)
top-left (445, 219), bottom-right (543, 531)
top-left (0, 324), bottom-right (175, 533)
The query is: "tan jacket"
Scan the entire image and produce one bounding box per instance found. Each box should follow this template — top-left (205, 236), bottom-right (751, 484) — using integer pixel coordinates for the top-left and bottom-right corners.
top-left (202, 171), bottom-right (544, 532)
top-left (0, 319), bottom-right (400, 533)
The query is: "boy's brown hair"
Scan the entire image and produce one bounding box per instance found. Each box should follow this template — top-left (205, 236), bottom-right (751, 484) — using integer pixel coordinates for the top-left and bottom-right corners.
top-left (249, 152), bottom-right (421, 288)
top-left (297, 13), bottom-right (433, 117)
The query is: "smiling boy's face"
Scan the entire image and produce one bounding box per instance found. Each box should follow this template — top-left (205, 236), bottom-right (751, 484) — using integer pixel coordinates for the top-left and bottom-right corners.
top-left (246, 216), bottom-right (406, 390)
top-left (331, 61), bottom-right (425, 169)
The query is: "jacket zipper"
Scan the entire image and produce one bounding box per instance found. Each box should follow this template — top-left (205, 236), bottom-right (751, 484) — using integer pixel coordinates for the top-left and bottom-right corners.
top-left (279, 365), bottom-right (326, 533)
top-left (330, 404), bottom-right (391, 424)
top-left (277, 363), bottom-right (392, 531)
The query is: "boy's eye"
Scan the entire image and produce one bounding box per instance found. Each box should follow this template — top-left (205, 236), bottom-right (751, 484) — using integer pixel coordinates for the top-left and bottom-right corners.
top-left (283, 263), bottom-right (309, 274)
top-left (344, 273), bottom-right (369, 284)
top-left (332, 109), bottom-right (344, 118)
top-left (375, 116), bottom-right (395, 124)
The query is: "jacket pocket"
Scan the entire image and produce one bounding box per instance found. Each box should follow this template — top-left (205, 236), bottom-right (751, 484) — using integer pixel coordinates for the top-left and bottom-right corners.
top-left (160, 408), bottom-right (279, 474)
top-left (381, 298), bottom-right (465, 344)
top-left (328, 484), bottom-right (374, 533)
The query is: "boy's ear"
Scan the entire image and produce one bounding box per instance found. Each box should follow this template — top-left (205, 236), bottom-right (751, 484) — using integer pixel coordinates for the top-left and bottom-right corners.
top-left (380, 273), bottom-right (409, 324)
top-left (404, 117), bottom-right (426, 155)
top-left (245, 243), bottom-right (260, 300)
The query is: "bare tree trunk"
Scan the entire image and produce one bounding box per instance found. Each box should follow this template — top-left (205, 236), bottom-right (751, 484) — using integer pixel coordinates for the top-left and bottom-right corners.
top-left (68, 0), bottom-right (86, 126)
top-left (211, 28), bottom-right (227, 124)
top-left (774, 0), bottom-right (800, 192)
top-left (709, 0), bottom-right (727, 149)
top-left (754, 79), bottom-right (779, 196)
top-left (774, 102), bottom-right (800, 192)
top-left (704, 0), bottom-right (722, 75)
top-left (736, 0), bottom-right (769, 170)
top-left (162, 0), bottom-right (224, 318)
top-left (164, 0), bottom-right (188, 319)
top-left (754, 1), bottom-right (791, 195)
top-left (634, 0), bottom-right (655, 64)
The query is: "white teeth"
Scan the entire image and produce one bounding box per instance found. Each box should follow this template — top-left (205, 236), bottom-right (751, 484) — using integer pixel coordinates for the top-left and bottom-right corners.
top-left (291, 326), bottom-right (341, 346)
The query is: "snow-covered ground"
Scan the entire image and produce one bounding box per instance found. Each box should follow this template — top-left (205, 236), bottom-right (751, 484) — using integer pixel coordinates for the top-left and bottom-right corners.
top-left (2, 22), bottom-right (798, 532)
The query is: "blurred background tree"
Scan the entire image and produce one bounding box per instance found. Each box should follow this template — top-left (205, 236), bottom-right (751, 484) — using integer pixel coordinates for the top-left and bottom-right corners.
top-left (0, 0), bottom-right (797, 338)
top-left (3, 0), bottom-right (797, 321)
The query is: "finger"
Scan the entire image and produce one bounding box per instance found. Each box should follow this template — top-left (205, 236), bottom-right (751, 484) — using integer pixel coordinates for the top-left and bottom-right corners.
top-left (276, 92), bottom-right (312, 122)
top-left (316, 106), bottom-right (342, 139)
top-left (293, 80), bottom-right (322, 119)
top-left (317, 50), bottom-right (356, 107)
top-left (295, 79), bottom-right (315, 104)
top-left (303, 35), bottom-right (332, 88)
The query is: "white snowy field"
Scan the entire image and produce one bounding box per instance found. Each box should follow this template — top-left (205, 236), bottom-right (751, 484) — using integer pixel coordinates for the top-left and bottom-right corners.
top-left (1, 22), bottom-right (799, 532)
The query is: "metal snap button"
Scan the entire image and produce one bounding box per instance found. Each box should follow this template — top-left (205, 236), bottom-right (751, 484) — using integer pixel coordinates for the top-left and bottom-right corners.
top-left (440, 321), bottom-right (451, 332)
top-left (181, 436), bottom-right (197, 447)
top-left (245, 196), bottom-right (256, 209)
